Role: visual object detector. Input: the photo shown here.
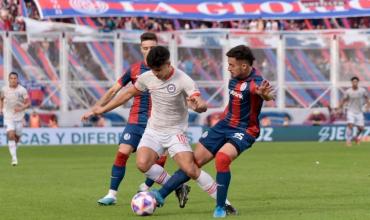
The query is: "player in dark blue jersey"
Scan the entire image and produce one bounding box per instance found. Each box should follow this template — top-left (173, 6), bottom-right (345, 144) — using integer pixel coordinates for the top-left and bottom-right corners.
top-left (82, 32), bottom-right (189, 207)
top-left (153, 45), bottom-right (274, 218)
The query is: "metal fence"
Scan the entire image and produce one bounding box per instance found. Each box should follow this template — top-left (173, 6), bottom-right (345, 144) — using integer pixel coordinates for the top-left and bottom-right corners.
top-left (0, 29), bottom-right (369, 112)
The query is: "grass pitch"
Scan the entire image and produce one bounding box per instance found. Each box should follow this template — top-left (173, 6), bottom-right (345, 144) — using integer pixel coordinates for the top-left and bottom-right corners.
top-left (0, 141), bottom-right (369, 220)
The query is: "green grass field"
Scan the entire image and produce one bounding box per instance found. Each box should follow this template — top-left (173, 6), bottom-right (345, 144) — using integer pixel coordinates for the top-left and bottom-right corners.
top-left (1, 142), bottom-right (369, 220)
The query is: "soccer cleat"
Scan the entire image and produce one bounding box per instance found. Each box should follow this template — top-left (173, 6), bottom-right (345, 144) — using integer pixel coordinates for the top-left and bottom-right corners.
top-left (225, 204), bottom-right (238, 215)
top-left (175, 184), bottom-right (191, 208)
top-left (11, 159), bottom-right (18, 166)
top-left (213, 206), bottom-right (226, 218)
top-left (137, 183), bottom-right (150, 192)
top-left (150, 189), bottom-right (164, 207)
top-left (355, 137), bottom-right (361, 145)
top-left (97, 196), bottom-right (117, 206)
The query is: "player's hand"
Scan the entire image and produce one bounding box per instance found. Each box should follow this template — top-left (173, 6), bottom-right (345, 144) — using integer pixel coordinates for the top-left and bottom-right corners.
top-left (187, 96), bottom-right (199, 110)
top-left (81, 106), bottom-right (104, 121)
top-left (14, 106), bottom-right (23, 113)
top-left (256, 80), bottom-right (274, 100)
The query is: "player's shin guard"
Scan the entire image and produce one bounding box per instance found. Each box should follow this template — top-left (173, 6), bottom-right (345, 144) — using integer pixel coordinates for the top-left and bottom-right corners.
top-left (159, 169), bottom-right (190, 199)
top-left (144, 155), bottom-right (168, 188)
top-left (215, 152), bottom-right (232, 208)
top-left (110, 151), bottom-right (129, 193)
top-left (145, 164), bottom-right (171, 185)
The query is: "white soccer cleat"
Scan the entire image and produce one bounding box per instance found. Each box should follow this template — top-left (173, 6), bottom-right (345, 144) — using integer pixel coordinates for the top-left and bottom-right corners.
top-left (138, 183), bottom-right (150, 192)
top-left (97, 195), bottom-right (117, 206)
top-left (11, 159), bottom-right (18, 166)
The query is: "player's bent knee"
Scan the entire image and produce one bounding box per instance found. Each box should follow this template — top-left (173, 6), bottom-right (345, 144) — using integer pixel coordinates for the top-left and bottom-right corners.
top-left (118, 144), bottom-right (134, 155)
top-left (181, 165), bottom-right (198, 179)
top-left (136, 159), bottom-right (151, 173)
top-left (215, 152), bottom-right (232, 172)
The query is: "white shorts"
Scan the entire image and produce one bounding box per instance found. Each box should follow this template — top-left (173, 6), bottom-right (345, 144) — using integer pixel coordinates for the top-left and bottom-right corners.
top-left (4, 119), bottom-right (23, 136)
top-left (347, 111), bottom-right (364, 127)
top-left (138, 128), bottom-right (192, 158)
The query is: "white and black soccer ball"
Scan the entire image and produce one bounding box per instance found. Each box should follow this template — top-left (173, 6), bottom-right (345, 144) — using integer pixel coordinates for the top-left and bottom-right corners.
top-left (131, 192), bottom-right (157, 216)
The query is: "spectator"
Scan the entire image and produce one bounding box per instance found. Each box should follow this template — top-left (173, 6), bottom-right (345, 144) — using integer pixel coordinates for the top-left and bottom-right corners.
top-left (305, 110), bottom-right (327, 126)
top-left (29, 110), bottom-right (41, 128)
top-left (48, 114), bottom-right (58, 128)
top-left (283, 116), bottom-right (291, 126)
top-left (205, 112), bottom-right (223, 127)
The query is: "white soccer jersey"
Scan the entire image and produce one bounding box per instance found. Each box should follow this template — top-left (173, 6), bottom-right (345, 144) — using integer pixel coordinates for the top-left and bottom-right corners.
top-left (135, 68), bottom-right (200, 133)
top-left (1, 85), bottom-right (29, 121)
top-left (343, 87), bottom-right (368, 114)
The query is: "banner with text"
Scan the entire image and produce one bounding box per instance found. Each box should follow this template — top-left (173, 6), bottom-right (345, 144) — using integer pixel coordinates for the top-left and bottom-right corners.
top-left (0, 127), bottom-right (203, 146)
top-left (33, 0), bottom-right (370, 20)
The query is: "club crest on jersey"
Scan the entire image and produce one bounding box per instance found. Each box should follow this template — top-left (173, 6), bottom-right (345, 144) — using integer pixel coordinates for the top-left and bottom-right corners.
top-left (167, 84), bottom-right (176, 93)
top-left (240, 82), bottom-right (247, 91)
top-left (123, 133), bottom-right (131, 140)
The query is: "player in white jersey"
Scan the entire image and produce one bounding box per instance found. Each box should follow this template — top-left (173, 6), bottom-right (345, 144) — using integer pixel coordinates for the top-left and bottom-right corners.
top-left (84, 46), bottom-right (223, 209)
top-left (339, 76), bottom-right (369, 146)
top-left (0, 72), bottom-right (30, 165)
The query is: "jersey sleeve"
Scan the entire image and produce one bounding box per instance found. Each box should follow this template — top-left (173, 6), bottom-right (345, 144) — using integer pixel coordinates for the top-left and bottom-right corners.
top-left (22, 87), bottom-right (29, 99)
top-left (117, 69), bottom-right (131, 87)
top-left (362, 88), bottom-right (368, 98)
top-left (134, 74), bottom-right (148, 92)
top-left (250, 78), bottom-right (264, 94)
top-left (183, 74), bottom-right (200, 97)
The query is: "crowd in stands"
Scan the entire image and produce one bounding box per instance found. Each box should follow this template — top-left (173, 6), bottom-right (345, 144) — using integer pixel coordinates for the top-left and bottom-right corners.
top-left (0, 0), bottom-right (369, 32)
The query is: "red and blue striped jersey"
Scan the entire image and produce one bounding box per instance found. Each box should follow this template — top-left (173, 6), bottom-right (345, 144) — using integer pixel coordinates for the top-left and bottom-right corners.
top-left (118, 62), bottom-right (151, 125)
top-left (222, 68), bottom-right (264, 138)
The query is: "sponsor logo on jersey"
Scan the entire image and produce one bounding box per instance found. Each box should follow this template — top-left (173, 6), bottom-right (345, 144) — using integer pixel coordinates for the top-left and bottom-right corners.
top-left (229, 90), bottom-right (243, 99)
top-left (69, 0), bottom-right (109, 15)
top-left (201, 131), bottom-right (208, 138)
top-left (167, 84), bottom-right (176, 93)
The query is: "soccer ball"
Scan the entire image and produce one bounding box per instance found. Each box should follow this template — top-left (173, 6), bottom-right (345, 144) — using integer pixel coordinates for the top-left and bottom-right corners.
top-left (131, 192), bottom-right (157, 216)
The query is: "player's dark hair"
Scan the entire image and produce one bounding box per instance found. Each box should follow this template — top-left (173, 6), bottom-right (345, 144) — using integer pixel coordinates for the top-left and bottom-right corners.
top-left (140, 32), bottom-right (158, 43)
top-left (350, 76), bottom-right (359, 81)
top-left (226, 45), bottom-right (255, 66)
top-left (9, 71), bottom-right (18, 78)
top-left (146, 46), bottom-right (170, 69)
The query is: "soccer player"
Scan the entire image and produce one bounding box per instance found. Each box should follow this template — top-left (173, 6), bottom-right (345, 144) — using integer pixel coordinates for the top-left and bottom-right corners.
top-left (82, 33), bottom-right (188, 207)
top-left (0, 72), bottom-right (30, 166)
top-left (84, 46), bottom-right (219, 210)
top-left (339, 76), bottom-right (369, 146)
top-left (153, 45), bottom-right (274, 218)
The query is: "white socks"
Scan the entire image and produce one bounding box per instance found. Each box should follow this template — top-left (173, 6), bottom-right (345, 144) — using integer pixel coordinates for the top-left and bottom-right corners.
top-left (107, 189), bottom-right (117, 198)
top-left (145, 164), bottom-right (171, 185)
top-left (196, 170), bottom-right (231, 205)
top-left (346, 127), bottom-right (352, 142)
top-left (8, 140), bottom-right (17, 161)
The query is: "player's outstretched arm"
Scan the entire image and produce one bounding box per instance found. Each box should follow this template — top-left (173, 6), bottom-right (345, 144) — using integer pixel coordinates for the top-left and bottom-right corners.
top-left (81, 85), bottom-right (141, 121)
top-left (0, 93), bottom-right (3, 115)
top-left (93, 82), bottom-right (122, 108)
top-left (338, 96), bottom-right (349, 110)
top-left (187, 95), bottom-right (208, 113)
top-left (256, 80), bottom-right (275, 101)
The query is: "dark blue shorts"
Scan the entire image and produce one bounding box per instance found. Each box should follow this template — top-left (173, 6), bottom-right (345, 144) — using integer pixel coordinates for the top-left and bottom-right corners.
top-left (118, 124), bottom-right (146, 151)
top-left (199, 120), bottom-right (256, 155)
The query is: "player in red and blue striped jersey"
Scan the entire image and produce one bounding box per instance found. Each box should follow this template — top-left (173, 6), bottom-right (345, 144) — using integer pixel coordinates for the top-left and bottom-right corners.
top-left (82, 33), bottom-right (189, 207)
top-left (154, 45), bottom-right (274, 218)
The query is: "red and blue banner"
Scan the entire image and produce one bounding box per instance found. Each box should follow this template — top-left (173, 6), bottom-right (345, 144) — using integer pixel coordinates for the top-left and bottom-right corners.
top-left (33, 0), bottom-right (370, 20)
